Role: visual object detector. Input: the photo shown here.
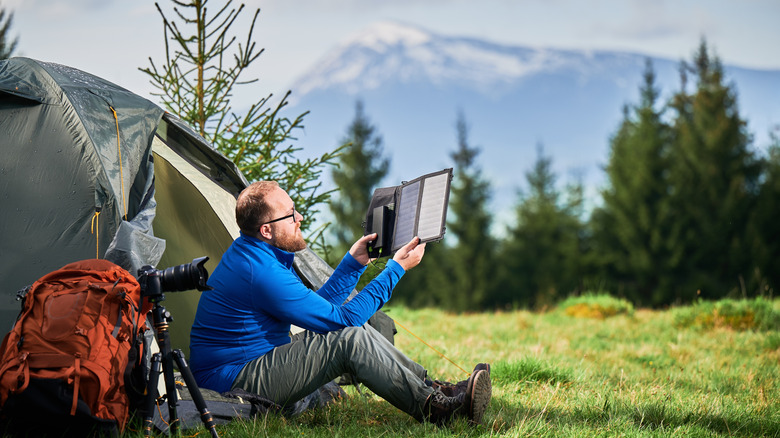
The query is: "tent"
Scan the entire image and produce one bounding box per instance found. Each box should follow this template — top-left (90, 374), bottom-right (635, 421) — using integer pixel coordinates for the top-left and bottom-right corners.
top-left (0, 57), bottom-right (248, 353)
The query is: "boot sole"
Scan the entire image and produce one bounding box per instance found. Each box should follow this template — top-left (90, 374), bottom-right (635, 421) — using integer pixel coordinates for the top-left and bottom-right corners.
top-left (466, 369), bottom-right (492, 424)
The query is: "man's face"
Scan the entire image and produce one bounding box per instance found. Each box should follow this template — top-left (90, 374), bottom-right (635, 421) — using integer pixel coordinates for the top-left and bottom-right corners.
top-left (264, 187), bottom-right (306, 252)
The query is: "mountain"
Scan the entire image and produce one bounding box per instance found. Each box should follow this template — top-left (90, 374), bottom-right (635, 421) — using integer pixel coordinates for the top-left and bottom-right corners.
top-left (286, 21), bottom-right (780, 229)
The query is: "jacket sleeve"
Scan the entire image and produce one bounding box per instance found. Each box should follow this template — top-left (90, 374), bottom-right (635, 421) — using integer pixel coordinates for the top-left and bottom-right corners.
top-left (250, 256), bottom-right (405, 333)
top-left (314, 253), bottom-right (367, 304)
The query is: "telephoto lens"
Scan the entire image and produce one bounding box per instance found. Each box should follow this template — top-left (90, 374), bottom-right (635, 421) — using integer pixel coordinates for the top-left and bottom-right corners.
top-left (160, 256), bottom-right (210, 292)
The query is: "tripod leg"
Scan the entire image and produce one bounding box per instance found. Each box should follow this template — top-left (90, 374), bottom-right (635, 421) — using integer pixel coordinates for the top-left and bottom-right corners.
top-left (173, 349), bottom-right (220, 438)
top-left (161, 349), bottom-right (180, 435)
top-left (143, 353), bottom-right (162, 437)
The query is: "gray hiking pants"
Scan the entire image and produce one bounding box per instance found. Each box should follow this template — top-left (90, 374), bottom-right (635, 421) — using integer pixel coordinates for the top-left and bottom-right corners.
top-left (231, 324), bottom-right (434, 419)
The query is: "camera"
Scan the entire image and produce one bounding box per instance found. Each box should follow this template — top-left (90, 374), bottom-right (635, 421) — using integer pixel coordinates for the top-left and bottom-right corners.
top-left (137, 257), bottom-right (211, 300)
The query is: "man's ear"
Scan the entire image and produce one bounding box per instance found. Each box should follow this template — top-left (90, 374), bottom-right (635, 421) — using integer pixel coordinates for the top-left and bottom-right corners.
top-left (258, 223), bottom-right (274, 240)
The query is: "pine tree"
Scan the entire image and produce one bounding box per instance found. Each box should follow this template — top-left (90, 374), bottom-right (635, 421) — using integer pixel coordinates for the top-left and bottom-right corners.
top-left (392, 111), bottom-right (494, 311)
top-left (445, 111), bottom-right (495, 310)
top-left (666, 40), bottom-right (761, 301)
top-left (593, 60), bottom-right (674, 305)
top-left (0, 4), bottom-right (19, 59)
top-left (495, 145), bottom-right (584, 308)
top-left (329, 100), bottom-right (390, 256)
top-left (747, 130), bottom-right (780, 296)
top-left (141, 0), bottom-right (341, 244)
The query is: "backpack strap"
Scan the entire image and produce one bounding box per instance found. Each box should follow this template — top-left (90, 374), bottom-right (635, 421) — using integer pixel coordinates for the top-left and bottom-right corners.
top-left (0, 352), bottom-right (30, 395)
top-left (111, 305), bottom-right (124, 338)
top-left (65, 354), bottom-right (82, 416)
top-left (115, 289), bottom-right (140, 340)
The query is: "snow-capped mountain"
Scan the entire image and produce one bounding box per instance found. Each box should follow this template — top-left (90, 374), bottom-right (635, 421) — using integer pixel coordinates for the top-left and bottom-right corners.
top-left (287, 21), bottom-right (780, 228)
top-left (292, 21), bottom-right (659, 98)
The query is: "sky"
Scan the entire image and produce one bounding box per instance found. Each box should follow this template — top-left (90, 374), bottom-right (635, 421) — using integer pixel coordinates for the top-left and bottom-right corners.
top-left (6, 0), bottom-right (780, 105)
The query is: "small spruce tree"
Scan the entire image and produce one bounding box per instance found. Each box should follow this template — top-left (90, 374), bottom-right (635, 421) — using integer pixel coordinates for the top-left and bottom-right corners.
top-left (141, 0), bottom-right (342, 248)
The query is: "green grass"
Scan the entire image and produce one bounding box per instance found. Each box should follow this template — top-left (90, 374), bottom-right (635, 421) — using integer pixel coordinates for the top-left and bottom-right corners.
top-left (126, 298), bottom-right (780, 437)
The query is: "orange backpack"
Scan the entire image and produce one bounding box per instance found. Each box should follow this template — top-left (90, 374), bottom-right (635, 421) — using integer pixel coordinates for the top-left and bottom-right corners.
top-left (0, 259), bottom-right (151, 435)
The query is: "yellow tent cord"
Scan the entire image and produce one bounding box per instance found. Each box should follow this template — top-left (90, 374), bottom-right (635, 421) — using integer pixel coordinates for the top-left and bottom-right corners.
top-left (109, 106), bottom-right (127, 221)
top-left (90, 209), bottom-right (101, 259)
top-left (392, 318), bottom-right (470, 376)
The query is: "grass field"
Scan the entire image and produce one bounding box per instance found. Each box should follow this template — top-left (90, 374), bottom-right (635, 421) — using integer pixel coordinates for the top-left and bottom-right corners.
top-left (135, 297), bottom-right (780, 437)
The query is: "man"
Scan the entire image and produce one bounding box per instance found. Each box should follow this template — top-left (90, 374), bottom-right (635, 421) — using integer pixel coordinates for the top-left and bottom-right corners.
top-left (189, 181), bottom-right (491, 425)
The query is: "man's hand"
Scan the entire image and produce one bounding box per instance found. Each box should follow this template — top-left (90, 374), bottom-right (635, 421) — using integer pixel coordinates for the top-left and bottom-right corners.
top-left (349, 233), bottom-right (377, 266)
top-left (392, 237), bottom-right (426, 271)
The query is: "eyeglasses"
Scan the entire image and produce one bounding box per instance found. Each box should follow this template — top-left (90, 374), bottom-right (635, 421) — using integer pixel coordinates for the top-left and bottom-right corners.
top-left (263, 206), bottom-right (300, 225)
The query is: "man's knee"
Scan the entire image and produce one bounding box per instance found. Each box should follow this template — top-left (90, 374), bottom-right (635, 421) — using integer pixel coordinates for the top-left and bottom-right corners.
top-left (336, 325), bottom-right (370, 341)
top-left (333, 326), bottom-right (374, 353)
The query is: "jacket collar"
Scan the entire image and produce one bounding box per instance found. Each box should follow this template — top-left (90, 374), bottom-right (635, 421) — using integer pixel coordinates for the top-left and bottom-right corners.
top-left (238, 232), bottom-right (295, 268)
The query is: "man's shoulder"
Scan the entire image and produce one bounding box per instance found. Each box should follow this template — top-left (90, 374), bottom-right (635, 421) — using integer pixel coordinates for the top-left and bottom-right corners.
top-left (221, 238), bottom-right (293, 278)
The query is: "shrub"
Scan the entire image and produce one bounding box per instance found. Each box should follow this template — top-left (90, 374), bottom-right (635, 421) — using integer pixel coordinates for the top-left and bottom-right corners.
top-left (558, 293), bottom-right (635, 319)
top-left (672, 297), bottom-right (780, 331)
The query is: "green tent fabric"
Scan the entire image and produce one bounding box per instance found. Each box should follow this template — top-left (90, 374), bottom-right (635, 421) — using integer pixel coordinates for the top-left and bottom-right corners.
top-left (0, 57), bottom-right (162, 285)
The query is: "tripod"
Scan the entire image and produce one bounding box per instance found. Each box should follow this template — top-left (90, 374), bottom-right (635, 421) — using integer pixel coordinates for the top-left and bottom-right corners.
top-left (141, 298), bottom-right (220, 438)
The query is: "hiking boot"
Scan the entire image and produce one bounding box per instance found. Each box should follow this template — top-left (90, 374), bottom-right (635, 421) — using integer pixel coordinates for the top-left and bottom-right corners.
top-left (465, 368), bottom-right (492, 425)
top-left (430, 378), bottom-right (464, 397)
top-left (430, 363), bottom-right (491, 397)
top-left (423, 390), bottom-right (466, 425)
top-left (422, 367), bottom-right (492, 426)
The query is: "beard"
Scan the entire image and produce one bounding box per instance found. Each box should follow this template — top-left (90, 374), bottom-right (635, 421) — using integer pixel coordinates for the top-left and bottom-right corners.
top-left (273, 227), bottom-right (307, 252)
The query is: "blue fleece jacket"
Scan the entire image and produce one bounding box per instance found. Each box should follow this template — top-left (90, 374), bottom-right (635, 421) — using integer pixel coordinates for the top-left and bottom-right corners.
top-left (189, 233), bottom-right (405, 393)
